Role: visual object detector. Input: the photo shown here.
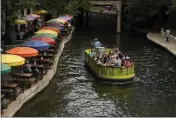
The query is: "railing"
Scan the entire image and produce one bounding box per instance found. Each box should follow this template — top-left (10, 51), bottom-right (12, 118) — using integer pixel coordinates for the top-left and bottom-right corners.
top-left (85, 49), bottom-right (135, 79)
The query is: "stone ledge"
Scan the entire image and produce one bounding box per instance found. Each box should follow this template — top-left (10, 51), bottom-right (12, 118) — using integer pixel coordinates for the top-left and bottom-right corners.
top-left (1, 27), bottom-right (75, 117)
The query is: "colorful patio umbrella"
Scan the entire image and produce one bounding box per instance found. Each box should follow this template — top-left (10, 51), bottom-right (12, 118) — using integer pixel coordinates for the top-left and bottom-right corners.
top-left (35, 30), bottom-right (58, 36)
top-left (31, 36), bottom-right (56, 45)
top-left (44, 22), bottom-right (65, 28)
top-left (15, 19), bottom-right (27, 24)
top-left (27, 16), bottom-right (35, 21)
top-left (1, 63), bottom-right (11, 74)
top-left (56, 18), bottom-right (68, 24)
top-left (40, 26), bottom-right (60, 33)
top-left (44, 23), bottom-right (64, 31)
top-left (23, 40), bottom-right (50, 50)
top-left (47, 19), bottom-right (63, 24)
top-left (59, 16), bottom-right (72, 21)
top-left (2, 54), bottom-right (25, 66)
top-left (34, 10), bottom-right (48, 14)
top-left (6, 47), bottom-right (38, 58)
top-left (27, 14), bottom-right (40, 21)
top-left (29, 14), bottom-right (40, 18)
top-left (65, 15), bottom-right (73, 18)
top-left (33, 34), bottom-right (57, 40)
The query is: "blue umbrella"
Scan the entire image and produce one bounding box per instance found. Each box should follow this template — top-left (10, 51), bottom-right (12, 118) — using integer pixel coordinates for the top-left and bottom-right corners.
top-left (23, 40), bottom-right (50, 50)
top-left (59, 16), bottom-right (72, 21)
top-left (57, 26), bottom-right (64, 31)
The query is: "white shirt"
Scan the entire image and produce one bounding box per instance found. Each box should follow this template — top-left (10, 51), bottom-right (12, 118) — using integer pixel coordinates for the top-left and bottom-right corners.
top-left (19, 32), bottom-right (24, 39)
top-left (117, 58), bottom-right (122, 66)
top-left (165, 30), bottom-right (170, 37)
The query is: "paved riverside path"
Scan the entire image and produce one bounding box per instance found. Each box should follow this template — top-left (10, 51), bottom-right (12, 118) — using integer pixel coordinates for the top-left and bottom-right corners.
top-left (147, 33), bottom-right (176, 57)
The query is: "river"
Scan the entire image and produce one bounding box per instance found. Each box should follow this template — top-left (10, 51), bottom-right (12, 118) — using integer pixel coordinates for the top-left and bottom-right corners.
top-left (15, 13), bottom-right (176, 117)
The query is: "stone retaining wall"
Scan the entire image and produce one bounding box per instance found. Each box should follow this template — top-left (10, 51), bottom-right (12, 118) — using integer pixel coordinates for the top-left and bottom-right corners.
top-left (1, 27), bottom-right (75, 117)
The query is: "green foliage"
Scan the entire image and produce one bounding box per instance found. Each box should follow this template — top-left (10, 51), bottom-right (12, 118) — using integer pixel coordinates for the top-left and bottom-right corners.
top-left (2, 0), bottom-right (92, 24)
top-left (2, 0), bottom-right (36, 24)
top-left (124, 0), bottom-right (171, 26)
top-left (65, 0), bottom-right (92, 16)
top-left (170, 0), bottom-right (176, 11)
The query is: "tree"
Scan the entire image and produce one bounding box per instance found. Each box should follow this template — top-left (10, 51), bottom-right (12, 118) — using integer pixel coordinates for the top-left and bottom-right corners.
top-left (65, 0), bottom-right (92, 16)
top-left (2, 0), bottom-right (36, 45)
top-left (2, 0), bottom-right (92, 45)
top-left (124, 0), bottom-right (171, 28)
top-left (170, 0), bottom-right (176, 11)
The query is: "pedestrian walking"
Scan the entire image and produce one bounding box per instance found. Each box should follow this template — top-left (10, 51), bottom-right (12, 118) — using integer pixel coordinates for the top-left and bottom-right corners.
top-left (164, 30), bottom-right (170, 43)
top-left (19, 31), bottom-right (24, 40)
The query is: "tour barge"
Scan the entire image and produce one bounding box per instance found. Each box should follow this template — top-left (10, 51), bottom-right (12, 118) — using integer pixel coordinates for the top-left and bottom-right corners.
top-left (84, 48), bottom-right (135, 83)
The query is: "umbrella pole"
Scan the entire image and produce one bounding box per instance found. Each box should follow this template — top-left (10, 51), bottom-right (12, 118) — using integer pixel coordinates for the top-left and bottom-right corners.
top-left (21, 65), bottom-right (24, 74)
top-left (5, 74), bottom-right (7, 85)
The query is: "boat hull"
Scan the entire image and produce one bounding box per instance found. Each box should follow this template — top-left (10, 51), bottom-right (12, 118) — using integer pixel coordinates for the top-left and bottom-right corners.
top-left (85, 49), bottom-right (135, 82)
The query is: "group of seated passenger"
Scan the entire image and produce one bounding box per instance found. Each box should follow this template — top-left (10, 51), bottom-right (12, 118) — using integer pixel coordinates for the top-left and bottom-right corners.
top-left (90, 48), bottom-right (133, 67)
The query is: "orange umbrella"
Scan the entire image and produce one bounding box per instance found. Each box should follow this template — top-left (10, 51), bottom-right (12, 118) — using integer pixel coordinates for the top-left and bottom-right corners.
top-left (31, 36), bottom-right (56, 45)
top-left (6, 47), bottom-right (38, 58)
top-left (40, 26), bottom-right (60, 33)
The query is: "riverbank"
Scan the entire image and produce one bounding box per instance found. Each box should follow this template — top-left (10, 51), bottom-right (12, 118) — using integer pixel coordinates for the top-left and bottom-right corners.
top-left (147, 33), bottom-right (176, 57)
top-left (1, 27), bottom-right (75, 117)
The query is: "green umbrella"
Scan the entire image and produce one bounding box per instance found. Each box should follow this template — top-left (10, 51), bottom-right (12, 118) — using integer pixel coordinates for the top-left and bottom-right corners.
top-left (32, 34), bottom-right (57, 40)
top-left (1, 63), bottom-right (11, 74)
top-left (47, 19), bottom-right (62, 24)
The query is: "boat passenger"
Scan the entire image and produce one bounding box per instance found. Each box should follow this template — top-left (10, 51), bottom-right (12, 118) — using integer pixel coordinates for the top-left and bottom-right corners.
top-left (112, 56), bottom-right (118, 66)
top-left (97, 57), bottom-right (103, 65)
top-left (89, 49), bottom-right (95, 57)
top-left (125, 58), bottom-right (131, 67)
top-left (121, 59), bottom-right (125, 68)
top-left (92, 38), bottom-right (101, 48)
top-left (116, 57), bottom-right (122, 67)
top-left (103, 54), bottom-right (107, 65)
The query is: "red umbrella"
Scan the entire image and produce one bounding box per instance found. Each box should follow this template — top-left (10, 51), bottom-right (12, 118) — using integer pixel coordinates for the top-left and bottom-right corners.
top-left (40, 26), bottom-right (60, 33)
top-left (31, 36), bottom-right (56, 45)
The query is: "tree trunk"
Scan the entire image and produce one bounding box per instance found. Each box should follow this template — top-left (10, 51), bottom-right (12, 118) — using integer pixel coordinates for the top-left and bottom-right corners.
top-left (78, 8), bottom-right (84, 28)
top-left (3, 16), bottom-right (16, 45)
top-left (85, 11), bottom-right (88, 28)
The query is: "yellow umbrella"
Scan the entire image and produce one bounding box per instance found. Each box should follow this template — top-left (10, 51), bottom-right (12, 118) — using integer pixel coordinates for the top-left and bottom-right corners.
top-left (15, 19), bottom-right (27, 25)
top-left (34, 10), bottom-right (48, 14)
top-left (35, 30), bottom-right (58, 36)
top-left (1, 54), bottom-right (25, 66)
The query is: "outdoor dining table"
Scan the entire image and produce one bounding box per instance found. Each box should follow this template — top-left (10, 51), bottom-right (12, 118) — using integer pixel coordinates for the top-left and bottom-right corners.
top-left (36, 58), bottom-right (53, 69)
top-left (1, 83), bottom-right (21, 100)
top-left (1, 93), bottom-right (10, 110)
top-left (1, 94), bottom-right (5, 100)
top-left (30, 64), bottom-right (47, 78)
top-left (40, 49), bottom-right (57, 54)
top-left (37, 54), bottom-right (55, 59)
top-left (11, 73), bottom-right (34, 90)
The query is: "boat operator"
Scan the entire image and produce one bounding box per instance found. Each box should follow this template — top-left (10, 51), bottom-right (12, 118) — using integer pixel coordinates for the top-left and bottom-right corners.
top-left (92, 38), bottom-right (101, 48)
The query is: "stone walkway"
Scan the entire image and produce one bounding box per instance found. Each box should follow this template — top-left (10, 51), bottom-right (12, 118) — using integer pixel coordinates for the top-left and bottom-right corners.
top-left (147, 33), bottom-right (176, 57)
